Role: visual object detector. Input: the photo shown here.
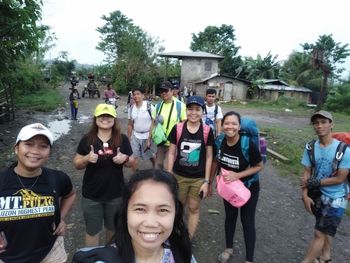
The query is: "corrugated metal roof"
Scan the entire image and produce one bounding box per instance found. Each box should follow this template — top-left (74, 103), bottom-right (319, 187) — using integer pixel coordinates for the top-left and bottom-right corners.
top-left (195, 73), bottom-right (251, 84)
top-left (158, 51), bottom-right (224, 59)
top-left (259, 84), bottom-right (312, 92)
top-left (259, 79), bottom-right (289, 86)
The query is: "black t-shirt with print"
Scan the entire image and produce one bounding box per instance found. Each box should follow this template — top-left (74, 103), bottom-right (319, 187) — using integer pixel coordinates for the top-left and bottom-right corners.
top-left (0, 167), bottom-right (73, 263)
top-left (76, 134), bottom-right (132, 201)
top-left (169, 121), bottom-right (214, 178)
top-left (217, 136), bottom-right (262, 183)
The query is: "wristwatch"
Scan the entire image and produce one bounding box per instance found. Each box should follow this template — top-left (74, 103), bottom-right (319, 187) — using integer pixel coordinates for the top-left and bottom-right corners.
top-left (203, 179), bottom-right (209, 184)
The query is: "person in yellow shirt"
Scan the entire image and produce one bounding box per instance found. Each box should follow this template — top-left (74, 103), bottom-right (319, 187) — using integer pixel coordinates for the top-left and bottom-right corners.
top-left (149, 81), bottom-right (186, 170)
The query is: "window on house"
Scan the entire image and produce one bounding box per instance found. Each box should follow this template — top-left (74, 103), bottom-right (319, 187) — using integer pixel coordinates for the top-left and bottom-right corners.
top-left (205, 62), bottom-right (212, 71)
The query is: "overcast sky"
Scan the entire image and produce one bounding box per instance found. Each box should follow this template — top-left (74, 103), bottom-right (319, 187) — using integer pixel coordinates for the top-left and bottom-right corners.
top-left (41, 0), bottom-right (350, 76)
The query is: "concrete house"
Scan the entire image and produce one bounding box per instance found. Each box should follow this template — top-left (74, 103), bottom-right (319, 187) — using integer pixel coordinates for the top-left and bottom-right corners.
top-left (195, 73), bottom-right (251, 101)
top-left (255, 79), bottom-right (312, 103)
top-left (158, 51), bottom-right (224, 95)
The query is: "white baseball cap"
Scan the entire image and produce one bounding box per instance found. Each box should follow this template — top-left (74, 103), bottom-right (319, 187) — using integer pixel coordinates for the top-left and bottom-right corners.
top-left (16, 123), bottom-right (54, 146)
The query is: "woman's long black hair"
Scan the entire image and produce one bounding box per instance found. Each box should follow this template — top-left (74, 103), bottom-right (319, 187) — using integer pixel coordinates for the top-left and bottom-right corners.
top-left (114, 169), bottom-right (192, 263)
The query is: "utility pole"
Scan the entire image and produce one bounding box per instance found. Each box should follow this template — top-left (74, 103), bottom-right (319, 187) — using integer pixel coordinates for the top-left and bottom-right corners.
top-left (312, 49), bottom-right (330, 111)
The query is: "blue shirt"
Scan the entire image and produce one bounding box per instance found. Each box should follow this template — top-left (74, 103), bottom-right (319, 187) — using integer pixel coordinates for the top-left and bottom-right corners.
top-left (301, 138), bottom-right (350, 199)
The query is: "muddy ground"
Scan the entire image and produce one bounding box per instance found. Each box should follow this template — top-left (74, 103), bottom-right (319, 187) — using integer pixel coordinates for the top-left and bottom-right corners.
top-left (0, 81), bottom-right (349, 263)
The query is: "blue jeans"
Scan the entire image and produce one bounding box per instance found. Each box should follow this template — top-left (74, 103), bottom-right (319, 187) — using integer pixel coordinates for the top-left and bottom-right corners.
top-left (70, 101), bottom-right (78, 120)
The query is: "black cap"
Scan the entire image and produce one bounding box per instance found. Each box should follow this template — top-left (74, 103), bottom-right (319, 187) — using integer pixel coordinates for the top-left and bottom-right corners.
top-left (159, 81), bottom-right (173, 90)
top-left (186, 95), bottom-right (205, 107)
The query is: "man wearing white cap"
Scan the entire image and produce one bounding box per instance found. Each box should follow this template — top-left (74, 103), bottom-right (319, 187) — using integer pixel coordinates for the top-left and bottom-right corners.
top-left (0, 123), bottom-right (76, 263)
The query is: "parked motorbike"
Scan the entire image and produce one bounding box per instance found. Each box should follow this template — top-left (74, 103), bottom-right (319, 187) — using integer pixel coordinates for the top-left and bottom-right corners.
top-left (82, 81), bottom-right (100, 98)
top-left (105, 96), bottom-right (120, 109)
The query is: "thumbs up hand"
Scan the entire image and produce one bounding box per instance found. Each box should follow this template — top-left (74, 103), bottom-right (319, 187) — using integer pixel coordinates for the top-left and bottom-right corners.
top-left (112, 147), bottom-right (129, 164)
top-left (88, 145), bottom-right (98, 163)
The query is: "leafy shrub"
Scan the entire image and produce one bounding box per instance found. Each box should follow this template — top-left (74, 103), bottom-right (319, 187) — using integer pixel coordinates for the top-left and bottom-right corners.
top-left (325, 83), bottom-right (350, 114)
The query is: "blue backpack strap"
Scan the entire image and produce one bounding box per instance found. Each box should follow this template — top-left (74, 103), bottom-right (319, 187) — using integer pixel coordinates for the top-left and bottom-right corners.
top-left (156, 101), bottom-right (163, 115)
top-left (176, 100), bottom-right (182, 121)
top-left (240, 135), bottom-right (250, 162)
top-left (240, 135), bottom-right (259, 187)
top-left (215, 133), bottom-right (225, 157)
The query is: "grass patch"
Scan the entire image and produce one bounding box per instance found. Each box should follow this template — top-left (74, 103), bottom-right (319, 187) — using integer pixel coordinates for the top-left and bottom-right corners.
top-left (15, 88), bottom-right (63, 112)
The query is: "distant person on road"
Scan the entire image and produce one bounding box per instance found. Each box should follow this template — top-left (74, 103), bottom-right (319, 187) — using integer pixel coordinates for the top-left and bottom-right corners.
top-left (203, 88), bottom-right (223, 137)
top-left (211, 111), bottom-right (263, 263)
top-left (103, 83), bottom-right (119, 109)
top-left (124, 90), bottom-right (134, 113)
top-left (300, 111), bottom-right (350, 263)
top-left (113, 169), bottom-right (196, 263)
top-left (167, 95), bottom-right (214, 239)
top-left (0, 123), bottom-right (76, 263)
top-left (103, 83), bottom-right (118, 101)
top-left (127, 86), bottom-right (156, 172)
top-left (69, 86), bottom-right (80, 120)
top-left (172, 83), bottom-right (185, 103)
top-left (73, 104), bottom-right (134, 247)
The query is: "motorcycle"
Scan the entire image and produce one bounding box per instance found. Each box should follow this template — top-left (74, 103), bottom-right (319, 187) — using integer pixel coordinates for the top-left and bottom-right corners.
top-left (82, 81), bottom-right (100, 98)
top-left (105, 96), bottom-right (119, 109)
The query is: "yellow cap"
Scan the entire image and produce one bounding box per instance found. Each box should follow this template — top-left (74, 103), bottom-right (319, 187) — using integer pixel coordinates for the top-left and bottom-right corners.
top-left (94, 104), bottom-right (117, 118)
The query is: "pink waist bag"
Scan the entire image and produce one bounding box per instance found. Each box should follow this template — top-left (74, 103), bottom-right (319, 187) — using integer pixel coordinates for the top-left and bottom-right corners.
top-left (216, 168), bottom-right (251, 208)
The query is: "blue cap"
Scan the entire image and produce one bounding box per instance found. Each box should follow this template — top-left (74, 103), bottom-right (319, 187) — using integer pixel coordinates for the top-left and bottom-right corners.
top-left (186, 95), bottom-right (205, 107)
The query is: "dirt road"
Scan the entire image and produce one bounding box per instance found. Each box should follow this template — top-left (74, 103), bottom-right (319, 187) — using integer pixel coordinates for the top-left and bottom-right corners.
top-left (0, 82), bottom-right (349, 262)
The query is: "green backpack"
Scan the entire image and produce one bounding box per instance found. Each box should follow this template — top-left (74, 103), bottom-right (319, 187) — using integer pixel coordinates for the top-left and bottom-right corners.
top-left (152, 122), bottom-right (167, 146)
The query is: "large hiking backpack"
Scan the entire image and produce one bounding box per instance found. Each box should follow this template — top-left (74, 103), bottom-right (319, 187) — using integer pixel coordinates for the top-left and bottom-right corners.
top-left (215, 117), bottom-right (261, 188)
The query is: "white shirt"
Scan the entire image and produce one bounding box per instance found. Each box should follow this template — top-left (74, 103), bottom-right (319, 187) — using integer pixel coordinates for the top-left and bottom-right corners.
top-left (128, 101), bottom-right (154, 139)
top-left (203, 104), bottom-right (223, 123)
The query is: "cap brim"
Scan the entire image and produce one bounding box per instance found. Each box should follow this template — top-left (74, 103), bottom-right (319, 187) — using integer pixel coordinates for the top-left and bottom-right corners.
top-left (16, 132), bottom-right (53, 145)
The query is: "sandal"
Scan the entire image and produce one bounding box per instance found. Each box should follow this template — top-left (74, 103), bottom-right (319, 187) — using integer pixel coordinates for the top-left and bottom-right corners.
top-left (316, 257), bottom-right (332, 263)
top-left (217, 249), bottom-right (233, 263)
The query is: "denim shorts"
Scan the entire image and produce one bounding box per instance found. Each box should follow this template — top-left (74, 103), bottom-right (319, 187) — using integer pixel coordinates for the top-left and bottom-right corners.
top-left (314, 196), bottom-right (347, 237)
top-left (82, 197), bottom-right (121, 236)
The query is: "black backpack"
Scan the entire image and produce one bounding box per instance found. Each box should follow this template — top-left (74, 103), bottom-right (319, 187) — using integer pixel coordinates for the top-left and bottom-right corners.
top-left (72, 246), bottom-right (122, 263)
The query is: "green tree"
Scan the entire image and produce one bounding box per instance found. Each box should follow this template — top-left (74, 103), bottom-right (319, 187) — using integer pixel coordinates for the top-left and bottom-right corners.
top-left (96, 11), bottom-right (161, 92)
top-left (280, 51), bottom-right (321, 89)
top-left (190, 24), bottom-right (241, 76)
top-left (0, 0), bottom-right (44, 73)
top-left (301, 34), bottom-right (350, 109)
top-left (240, 52), bottom-right (281, 81)
top-left (325, 81), bottom-right (350, 113)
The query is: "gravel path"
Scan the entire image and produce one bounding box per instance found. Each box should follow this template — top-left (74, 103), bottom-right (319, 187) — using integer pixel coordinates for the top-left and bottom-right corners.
top-left (0, 82), bottom-right (349, 262)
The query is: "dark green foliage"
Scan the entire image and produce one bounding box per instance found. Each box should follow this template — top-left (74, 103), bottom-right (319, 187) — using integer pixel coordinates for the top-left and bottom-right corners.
top-left (190, 24), bottom-right (241, 76)
top-left (325, 82), bottom-right (350, 113)
top-left (96, 10), bottom-right (161, 93)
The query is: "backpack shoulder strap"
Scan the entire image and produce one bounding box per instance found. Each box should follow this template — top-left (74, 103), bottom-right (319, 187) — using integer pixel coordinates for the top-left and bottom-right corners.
top-left (146, 101), bottom-right (152, 119)
top-left (215, 133), bottom-right (225, 154)
top-left (176, 100), bottom-right (182, 121)
top-left (306, 139), bottom-right (316, 167)
top-left (156, 101), bottom-right (163, 115)
top-left (214, 104), bottom-right (218, 121)
top-left (240, 135), bottom-right (250, 162)
top-left (176, 122), bottom-right (185, 145)
top-left (333, 141), bottom-right (347, 171)
top-left (203, 124), bottom-right (210, 144)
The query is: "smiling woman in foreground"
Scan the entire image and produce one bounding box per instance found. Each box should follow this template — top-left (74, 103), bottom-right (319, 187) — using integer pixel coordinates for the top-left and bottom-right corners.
top-left (114, 169), bottom-right (196, 263)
